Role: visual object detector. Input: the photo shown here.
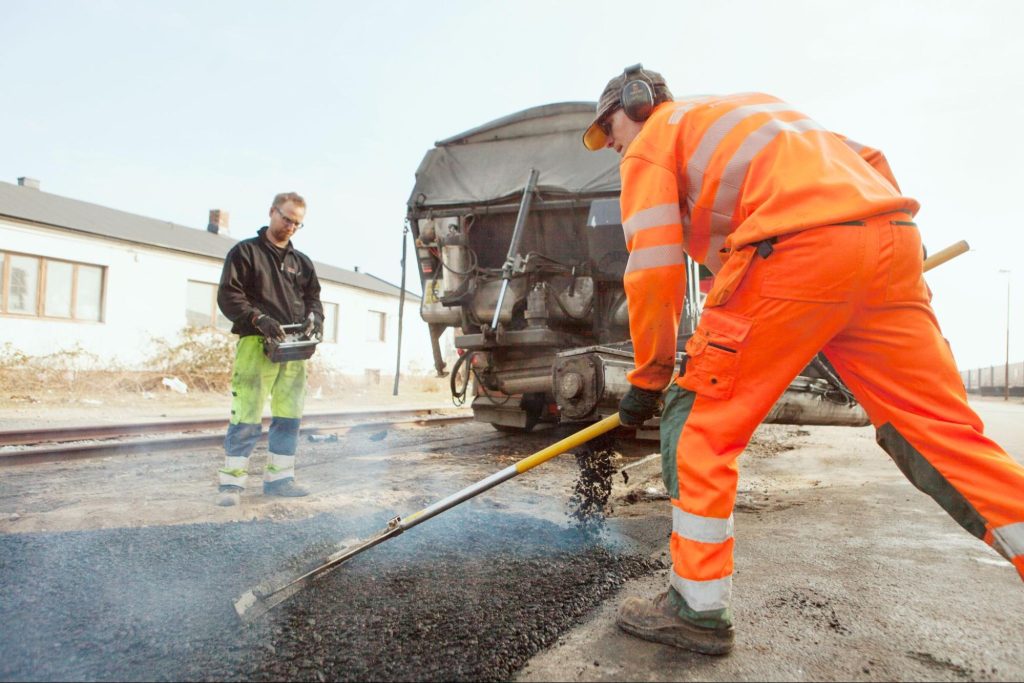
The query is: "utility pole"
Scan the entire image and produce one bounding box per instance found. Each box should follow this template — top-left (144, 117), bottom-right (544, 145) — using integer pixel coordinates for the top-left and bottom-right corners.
top-left (999, 269), bottom-right (1011, 401)
top-left (393, 222), bottom-right (409, 397)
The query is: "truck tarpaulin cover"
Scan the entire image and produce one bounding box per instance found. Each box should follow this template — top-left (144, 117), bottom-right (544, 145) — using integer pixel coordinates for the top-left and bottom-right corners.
top-left (407, 102), bottom-right (621, 212)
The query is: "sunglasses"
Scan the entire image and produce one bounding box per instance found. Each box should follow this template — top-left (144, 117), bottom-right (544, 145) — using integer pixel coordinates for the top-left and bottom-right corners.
top-left (274, 206), bottom-right (304, 230)
top-left (598, 106), bottom-right (621, 137)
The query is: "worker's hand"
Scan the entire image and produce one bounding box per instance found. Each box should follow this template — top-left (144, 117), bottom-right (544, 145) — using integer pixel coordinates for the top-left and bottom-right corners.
top-left (302, 311), bottom-right (324, 340)
top-left (618, 385), bottom-right (662, 426)
top-left (255, 314), bottom-right (286, 342)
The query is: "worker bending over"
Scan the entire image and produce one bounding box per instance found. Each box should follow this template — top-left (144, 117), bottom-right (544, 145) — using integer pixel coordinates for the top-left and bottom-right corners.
top-left (214, 191), bottom-right (324, 507)
top-left (582, 64), bottom-right (1024, 655)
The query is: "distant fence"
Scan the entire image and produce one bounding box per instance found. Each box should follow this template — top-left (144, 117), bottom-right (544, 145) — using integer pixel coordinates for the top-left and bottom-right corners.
top-left (961, 361), bottom-right (1024, 396)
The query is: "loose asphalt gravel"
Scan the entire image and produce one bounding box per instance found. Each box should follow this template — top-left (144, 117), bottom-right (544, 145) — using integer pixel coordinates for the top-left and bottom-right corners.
top-left (0, 507), bottom-right (662, 681)
top-left (567, 439), bottom-right (618, 534)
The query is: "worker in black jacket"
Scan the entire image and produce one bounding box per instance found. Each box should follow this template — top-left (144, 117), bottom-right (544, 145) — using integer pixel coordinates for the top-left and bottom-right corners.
top-left (214, 192), bottom-right (324, 507)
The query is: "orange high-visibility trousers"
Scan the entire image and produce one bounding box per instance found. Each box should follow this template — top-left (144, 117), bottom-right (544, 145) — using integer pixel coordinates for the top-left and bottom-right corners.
top-left (662, 212), bottom-right (1024, 623)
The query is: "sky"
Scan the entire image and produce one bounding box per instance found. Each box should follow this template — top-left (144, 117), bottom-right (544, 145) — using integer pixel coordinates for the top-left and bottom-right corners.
top-left (2, 0), bottom-right (1022, 370)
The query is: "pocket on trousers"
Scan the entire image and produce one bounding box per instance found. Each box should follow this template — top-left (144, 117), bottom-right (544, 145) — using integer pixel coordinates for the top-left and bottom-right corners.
top-left (678, 308), bottom-right (752, 400)
top-left (885, 221), bottom-right (930, 303)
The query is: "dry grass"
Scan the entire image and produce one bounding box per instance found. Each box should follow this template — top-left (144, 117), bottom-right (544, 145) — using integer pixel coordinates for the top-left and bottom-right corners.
top-left (0, 327), bottom-right (446, 407)
top-left (0, 343), bottom-right (140, 403)
top-left (147, 327), bottom-right (236, 392)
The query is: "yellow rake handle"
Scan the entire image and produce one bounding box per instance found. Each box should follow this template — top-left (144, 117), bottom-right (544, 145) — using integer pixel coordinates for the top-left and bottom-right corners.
top-left (924, 240), bottom-right (969, 273)
top-left (514, 413), bottom-right (622, 474)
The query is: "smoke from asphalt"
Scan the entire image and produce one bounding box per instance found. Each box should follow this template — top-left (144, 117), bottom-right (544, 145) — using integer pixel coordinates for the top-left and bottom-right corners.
top-left (0, 508), bottom-right (661, 681)
top-left (0, 422), bottom-right (656, 680)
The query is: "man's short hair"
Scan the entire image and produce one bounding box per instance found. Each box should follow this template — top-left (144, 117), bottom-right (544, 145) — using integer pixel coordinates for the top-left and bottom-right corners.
top-left (272, 192), bottom-right (306, 209)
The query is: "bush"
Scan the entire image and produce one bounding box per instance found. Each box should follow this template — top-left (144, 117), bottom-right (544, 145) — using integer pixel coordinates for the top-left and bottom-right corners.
top-left (146, 327), bottom-right (236, 392)
top-left (0, 342), bottom-right (115, 401)
top-left (0, 329), bottom-right (448, 405)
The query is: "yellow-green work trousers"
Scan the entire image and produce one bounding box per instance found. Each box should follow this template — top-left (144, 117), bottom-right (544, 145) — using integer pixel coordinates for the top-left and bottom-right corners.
top-left (218, 336), bottom-right (307, 490)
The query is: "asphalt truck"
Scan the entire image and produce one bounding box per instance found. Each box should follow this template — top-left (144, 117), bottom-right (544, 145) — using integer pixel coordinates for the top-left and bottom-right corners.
top-left (405, 102), bottom-right (867, 435)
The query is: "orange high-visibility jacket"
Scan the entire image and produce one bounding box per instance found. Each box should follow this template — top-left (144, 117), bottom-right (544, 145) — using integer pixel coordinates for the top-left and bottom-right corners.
top-left (620, 93), bottom-right (920, 390)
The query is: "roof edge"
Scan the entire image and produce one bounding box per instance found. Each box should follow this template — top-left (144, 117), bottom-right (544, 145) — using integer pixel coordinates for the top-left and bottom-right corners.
top-left (0, 185), bottom-right (408, 300)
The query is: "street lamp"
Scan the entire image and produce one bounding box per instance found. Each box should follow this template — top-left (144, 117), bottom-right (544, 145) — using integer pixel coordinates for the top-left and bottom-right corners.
top-left (998, 269), bottom-right (1011, 401)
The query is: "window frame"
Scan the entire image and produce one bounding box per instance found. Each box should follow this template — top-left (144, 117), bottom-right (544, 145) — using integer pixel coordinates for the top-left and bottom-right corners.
top-left (321, 301), bottom-right (339, 343)
top-left (366, 309), bottom-right (387, 343)
top-left (0, 250), bottom-right (106, 322)
top-left (186, 279), bottom-right (231, 331)
top-left (44, 259), bottom-right (75, 319)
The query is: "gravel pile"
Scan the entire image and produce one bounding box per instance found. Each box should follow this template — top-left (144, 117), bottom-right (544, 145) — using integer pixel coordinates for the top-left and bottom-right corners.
top-left (0, 508), bottom-right (661, 681)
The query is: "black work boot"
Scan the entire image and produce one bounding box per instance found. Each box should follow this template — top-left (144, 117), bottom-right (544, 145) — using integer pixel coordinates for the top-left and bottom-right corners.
top-left (616, 590), bottom-right (735, 655)
top-left (216, 485), bottom-right (242, 507)
top-left (263, 479), bottom-right (310, 497)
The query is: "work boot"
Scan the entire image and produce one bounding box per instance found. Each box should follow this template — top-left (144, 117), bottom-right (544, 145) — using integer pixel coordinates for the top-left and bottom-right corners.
top-left (616, 591), bottom-right (735, 655)
top-left (217, 485), bottom-right (242, 507)
top-left (263, 479), bottom-right (310, 497)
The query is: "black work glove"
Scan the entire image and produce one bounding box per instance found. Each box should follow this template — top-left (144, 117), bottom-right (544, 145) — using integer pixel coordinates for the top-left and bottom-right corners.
top-left (302, 311), bottom-right (324, 340)
top-left (255, 314), bottom-right (286, 341)
top-left (618, 385), bottom-right (662, 426)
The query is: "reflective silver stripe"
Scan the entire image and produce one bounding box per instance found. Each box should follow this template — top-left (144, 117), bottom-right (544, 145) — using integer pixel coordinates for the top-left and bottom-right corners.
top-left (843, 137), bottom-right (865, 153)
top-left (623, 203), bottom-right (682, 242)
top-left (708, 116), bottom-right (826, 235)
top-left (667, 97), bottom-right (712, 125)
top-left (672, 506), bottom-right (734, 544)
top-left (218, 456), bottom-right (249, 487)
top-left (670, 569), bottom-right (732, 612)
top-left (993, 522), bottom-right (1024, 558)
top-left (686, 101), bottom-right (794, 205)
top-left (264, 454), bottom-right (296, 483)
top-left (668, 107), bottom-right (689, 125)
top-left (224, 456), bottom-right (248, 470)
top-left (625, 243), bottom-right (685, 275)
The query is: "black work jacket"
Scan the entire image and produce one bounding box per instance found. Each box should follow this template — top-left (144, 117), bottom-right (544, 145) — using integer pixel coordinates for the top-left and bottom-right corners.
top-left (217, 226), bottom-right (323, 337)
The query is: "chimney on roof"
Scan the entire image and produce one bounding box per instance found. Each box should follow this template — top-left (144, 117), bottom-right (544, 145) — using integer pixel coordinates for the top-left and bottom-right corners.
top-left (207, 209), bottom-right (230, 236)
top-left (17, 177), bottom-right (40, 190)
top-left (354, 266), bottom-right (360, 273)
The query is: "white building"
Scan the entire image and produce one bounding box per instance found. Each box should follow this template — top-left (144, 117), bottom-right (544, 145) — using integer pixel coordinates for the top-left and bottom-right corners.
top-left (0, 178), bottom-right (447, 382)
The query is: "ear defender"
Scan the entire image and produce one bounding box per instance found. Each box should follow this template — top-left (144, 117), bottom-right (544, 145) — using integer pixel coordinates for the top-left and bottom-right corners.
top-left (620, 64), bottom-right (656, 122)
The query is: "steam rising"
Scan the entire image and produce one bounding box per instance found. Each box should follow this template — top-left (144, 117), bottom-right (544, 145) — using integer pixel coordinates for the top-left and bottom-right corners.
top-left (0, 508), bottom-right (658, 680)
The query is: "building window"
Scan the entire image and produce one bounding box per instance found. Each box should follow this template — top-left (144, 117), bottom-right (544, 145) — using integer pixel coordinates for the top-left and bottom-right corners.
top-left (366, 310), bottom-right (386, 342)
top-left (7, 254), bottom-right (39, 314)
top-left (1, 251), bottom-right (104, 321)
top-left (322, 302), bottom-right (338, 343)
top-left (76, 265), bottom-right (103, 321)
top-left (44, 260), bottom-right (73, 318)
top-left (186, 280), bottom-right (231, 331)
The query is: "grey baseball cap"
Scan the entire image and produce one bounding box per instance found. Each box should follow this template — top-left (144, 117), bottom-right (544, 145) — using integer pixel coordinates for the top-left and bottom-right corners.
top-left (582, 64), bottom-right (671, 151)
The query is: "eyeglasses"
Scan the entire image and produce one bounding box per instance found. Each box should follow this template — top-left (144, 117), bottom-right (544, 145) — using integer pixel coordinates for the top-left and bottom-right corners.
top-left (274, 206), bottom-right (304, 230)
top-left (598, 107), bottom-right (620, 137)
